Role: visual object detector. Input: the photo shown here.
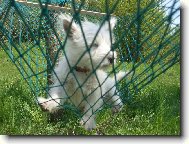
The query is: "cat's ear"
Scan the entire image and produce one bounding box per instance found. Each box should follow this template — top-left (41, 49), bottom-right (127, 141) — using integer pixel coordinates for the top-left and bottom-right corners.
top-left (58, 14), bottom-right (79, 38)
top-left (105, 16), bottom-right (117, 30)
top-left (109, 16), bottom-right (117, 30)
top-left (63, 18), bottom-right (78, 37)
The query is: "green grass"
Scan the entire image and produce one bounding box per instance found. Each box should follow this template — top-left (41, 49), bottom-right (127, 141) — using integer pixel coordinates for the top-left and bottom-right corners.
top-left (0, 48), bottom-right (180, 135)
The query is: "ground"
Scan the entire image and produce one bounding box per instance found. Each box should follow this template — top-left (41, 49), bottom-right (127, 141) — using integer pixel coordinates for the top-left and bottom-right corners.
top-left (0, 48), bottom-right (180, 135)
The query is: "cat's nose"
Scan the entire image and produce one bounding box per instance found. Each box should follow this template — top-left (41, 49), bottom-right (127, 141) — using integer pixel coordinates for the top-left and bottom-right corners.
top-left (108, 51), bottom-right (117, 64)
top-left (108, 57), bottom-right (114, 64)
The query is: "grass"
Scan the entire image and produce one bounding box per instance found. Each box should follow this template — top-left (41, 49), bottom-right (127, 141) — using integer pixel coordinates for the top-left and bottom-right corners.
top-left (0, 48), bottom-right (180, 135)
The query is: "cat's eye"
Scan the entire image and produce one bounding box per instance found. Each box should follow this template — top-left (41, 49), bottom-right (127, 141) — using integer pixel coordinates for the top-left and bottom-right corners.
top-left (92, 43), bottom-right (99, 48)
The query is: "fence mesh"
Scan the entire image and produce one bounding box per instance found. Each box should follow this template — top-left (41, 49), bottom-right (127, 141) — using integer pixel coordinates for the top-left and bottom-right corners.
top-left (0, 0), bottom-right (180, 129)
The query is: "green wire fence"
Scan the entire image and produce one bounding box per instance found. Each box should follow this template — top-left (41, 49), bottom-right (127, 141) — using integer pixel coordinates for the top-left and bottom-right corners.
top-left (0, 0), bottom-right (180, 123)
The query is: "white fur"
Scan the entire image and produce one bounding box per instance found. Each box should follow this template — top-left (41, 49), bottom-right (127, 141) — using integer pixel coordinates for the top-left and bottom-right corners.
top-left (37, 14), bottom-right (126, 130)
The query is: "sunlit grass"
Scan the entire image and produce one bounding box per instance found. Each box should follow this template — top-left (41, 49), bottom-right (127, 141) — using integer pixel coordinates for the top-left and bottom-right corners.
top-left (0, 48), bottom-right (180, 135)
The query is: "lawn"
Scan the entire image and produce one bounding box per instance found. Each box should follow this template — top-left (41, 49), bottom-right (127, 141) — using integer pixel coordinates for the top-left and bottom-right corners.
top-left (0, 48), bottom-right (180, 135)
